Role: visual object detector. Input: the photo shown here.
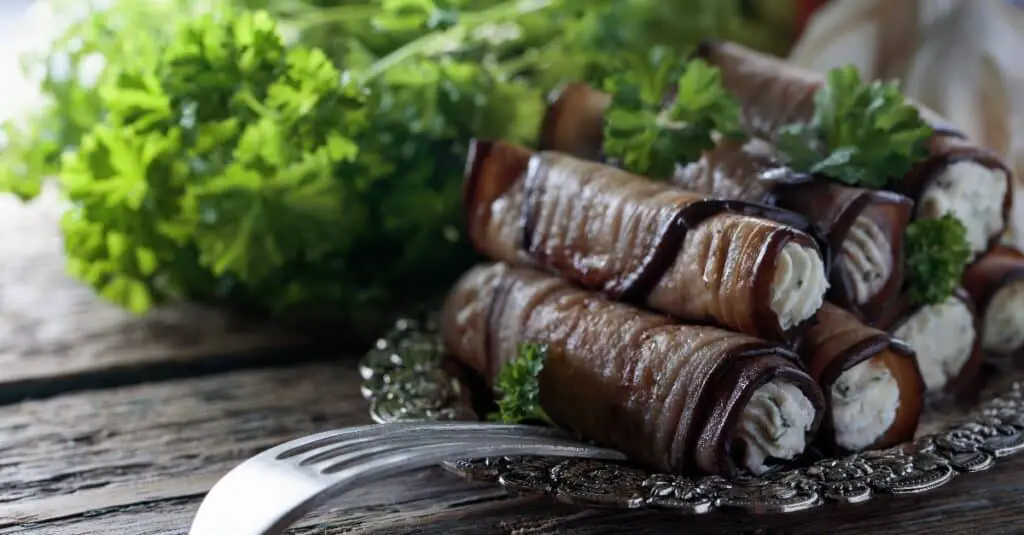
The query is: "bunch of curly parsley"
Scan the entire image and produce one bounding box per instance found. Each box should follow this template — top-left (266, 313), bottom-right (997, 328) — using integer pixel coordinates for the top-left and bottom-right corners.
top-left (58, 11), bottom-right (372, 315)
top-left (1, 1), bottom-right (561, 328)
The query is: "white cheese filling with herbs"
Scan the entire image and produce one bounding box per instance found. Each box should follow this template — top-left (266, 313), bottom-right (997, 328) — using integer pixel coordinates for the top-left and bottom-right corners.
top-left (735, 381), bottom-right (817, 475)
top-left (839, 216), bottom-right (892, 305)
top-left (771, 243), bottom-right (829, 331)
top-left (916, 162), bottom-right (1008, 258)
top-left (830, 358), bottom-right (900, 451)
top-left (893, 296), bottom-right (976, 392)
top-left (982, 280), bottom-right (1024, 354)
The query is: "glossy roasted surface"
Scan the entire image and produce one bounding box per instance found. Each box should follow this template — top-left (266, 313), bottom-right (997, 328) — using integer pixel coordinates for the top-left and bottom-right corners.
top-left (697, 40), bottom-right (1014, 253)
top-left (466, 142), bottom-right (820, 342)
top-left (440, 264), bottom-right (823, 475)
top-left (674, 138), bottom-right (915, 321)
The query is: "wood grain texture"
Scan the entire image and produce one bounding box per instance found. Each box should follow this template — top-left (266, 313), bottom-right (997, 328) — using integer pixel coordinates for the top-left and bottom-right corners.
top-left (0, 185), bottom-right (318, 402)
top-left (0, 360), bottom-right (510, 534)
top-left (6, 454), bottom-right (1024, 534)
top-left (0, 362), bottom-right (368, 512)
top-left (3, 361), bottom-right (1024, 535)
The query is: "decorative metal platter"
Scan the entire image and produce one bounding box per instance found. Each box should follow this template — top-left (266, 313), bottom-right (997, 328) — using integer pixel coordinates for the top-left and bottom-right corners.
top-left (358, 318), bottom-right (1024, 515)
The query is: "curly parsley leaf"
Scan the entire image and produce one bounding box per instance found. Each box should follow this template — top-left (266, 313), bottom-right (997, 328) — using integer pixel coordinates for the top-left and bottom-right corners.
top-left (602, 52), bottom-right (744, 179)
top-left (16, 4), bottom-right (551, 324)
top-left (490, 342), bottom-right (554, 425)
top-left (904, 214), bottom-right (971, 307)
top-left (775, 65), bottom-right (932, 188)
top-left (58, 10), bottom-right (373, 315)
top-left (0, 0), bottom-right (193, 201)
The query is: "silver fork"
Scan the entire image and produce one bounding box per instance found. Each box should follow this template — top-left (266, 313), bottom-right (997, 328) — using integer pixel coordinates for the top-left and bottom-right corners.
top-left (187, 421), bottom-right (626, 535)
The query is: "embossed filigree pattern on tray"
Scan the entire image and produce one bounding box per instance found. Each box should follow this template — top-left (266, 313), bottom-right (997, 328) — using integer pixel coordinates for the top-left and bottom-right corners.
top-left (358, 318), bottom-right (1024, 514)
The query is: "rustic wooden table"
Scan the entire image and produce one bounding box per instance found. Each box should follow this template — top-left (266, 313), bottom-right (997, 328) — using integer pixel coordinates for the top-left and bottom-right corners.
top-left (2, 189), bottom-right (1024, 535)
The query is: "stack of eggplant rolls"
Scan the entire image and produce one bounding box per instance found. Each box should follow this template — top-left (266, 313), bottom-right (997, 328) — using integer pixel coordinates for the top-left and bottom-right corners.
top-left (440, 40), bottom-right (1019, 478)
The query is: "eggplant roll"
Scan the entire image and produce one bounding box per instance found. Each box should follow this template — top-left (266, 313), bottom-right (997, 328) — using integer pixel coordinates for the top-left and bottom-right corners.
top-left (878, 290), bottom-right (983, 397)
top-left (800, 303), bottom-right (923, 453)
top-left (540, 84), bottom-right (911, 322)
top-left (675, 139), bottom-right (913, 322)
top-left (442, 262), bottom-right (826, 476)
top-left (464, 139), bottom-right (830, 343)
top-left (539, 83), bottom-right (612, 163)
top-left (963, 246), bottom-right (1024, 357)
top-left (696, 40), bottom-right (1014, 259)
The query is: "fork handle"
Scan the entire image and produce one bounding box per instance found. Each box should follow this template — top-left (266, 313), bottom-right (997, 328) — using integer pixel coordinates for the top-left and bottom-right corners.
top-left (188, 438), bottom-right (624, 535)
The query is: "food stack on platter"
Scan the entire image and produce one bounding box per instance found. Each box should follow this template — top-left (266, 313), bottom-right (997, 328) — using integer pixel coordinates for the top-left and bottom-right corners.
top-left (438, 40), bottom-right (1022, 477)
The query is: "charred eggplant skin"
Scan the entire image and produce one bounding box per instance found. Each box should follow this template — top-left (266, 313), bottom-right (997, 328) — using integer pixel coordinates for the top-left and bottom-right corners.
top-left (693, 40), bottom-right (1013, 254)
top-left (800, 303), bottom-right (924, 453)
top-left (963, 246), bottom-right (1024, 358)
top-left (441, 262), bottom-right (826, 476)
top-left (876, 289), bottom-right (985, 402)
top-left (464, 140), bottom-right (830, 343)
top-left (538, 84), bottom-right (910, 324)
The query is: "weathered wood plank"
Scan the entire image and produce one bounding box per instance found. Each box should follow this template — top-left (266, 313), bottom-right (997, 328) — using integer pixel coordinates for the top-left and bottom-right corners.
top-left (1, 474), bottom-right (511, 534)
top-left (7, 456), bottom-right (1024, 534)
top-left (0, 5), bottom-right (335, 400)
top-left (0, 186), bottom-right (318, 401)
top-left (3, 362), bottom-right (1024, 534)
top-left (0, 362), bottom-right (369, 511)
top-left (0, 360), bottom-right (512, 534)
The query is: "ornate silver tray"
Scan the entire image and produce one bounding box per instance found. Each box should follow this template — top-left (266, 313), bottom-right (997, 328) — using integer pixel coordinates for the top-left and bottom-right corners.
top-left (358, 318), bottom-right (1024, 514)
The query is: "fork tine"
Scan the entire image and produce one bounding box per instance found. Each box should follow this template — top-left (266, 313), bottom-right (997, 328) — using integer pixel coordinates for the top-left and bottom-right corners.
top-left (274, 421), bottom-right (570, 460)
top-left (296, 426), bottom-right (587, 466)
top-left (305, 434), bottom-right (603, 471)
top-left (189, 426), bottom-right (625, 535)
top-left (322, 438), bottom-right (624, 482)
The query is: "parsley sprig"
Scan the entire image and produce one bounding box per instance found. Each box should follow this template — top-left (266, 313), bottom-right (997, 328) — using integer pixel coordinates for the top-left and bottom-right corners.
top-left (775, 65), bottom-right (933, 188)
top-left (904, 214), bottom-right (971, 307)
top-left (490, 342), bottom-right (554, 425)
top-left (601, 51), bottom-right (744, 179)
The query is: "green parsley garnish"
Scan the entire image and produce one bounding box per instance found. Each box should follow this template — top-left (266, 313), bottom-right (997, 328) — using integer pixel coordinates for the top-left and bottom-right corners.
top-left (5, 4), bottom-right (545, 324)
top-left (601, 51), bottom-right (744, 179)
top-left (904, 214), bottom-right (971, 307)
top-left (775, 65), bottom-right (933, 188)
top-left (57, 10), bottom-right (372, 315)
top-left (490, 342), bottom-right (554, 425)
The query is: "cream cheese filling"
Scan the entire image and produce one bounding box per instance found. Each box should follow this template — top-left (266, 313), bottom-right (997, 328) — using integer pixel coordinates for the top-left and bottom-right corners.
top-left (830, 358), bottom-right (900, 451)
top-left (770, 243), bottom-right (829, 331)
top-left (838, 216), bottom-right (893, 305)
top-left (735, 380), bottom-right (817, 475)
top-left (982, 280), bottom-right (1024, 354)
top-left (916, 162), bottom-right (1008, 259)
top-left (892, 296), bottom-right (975, 392)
